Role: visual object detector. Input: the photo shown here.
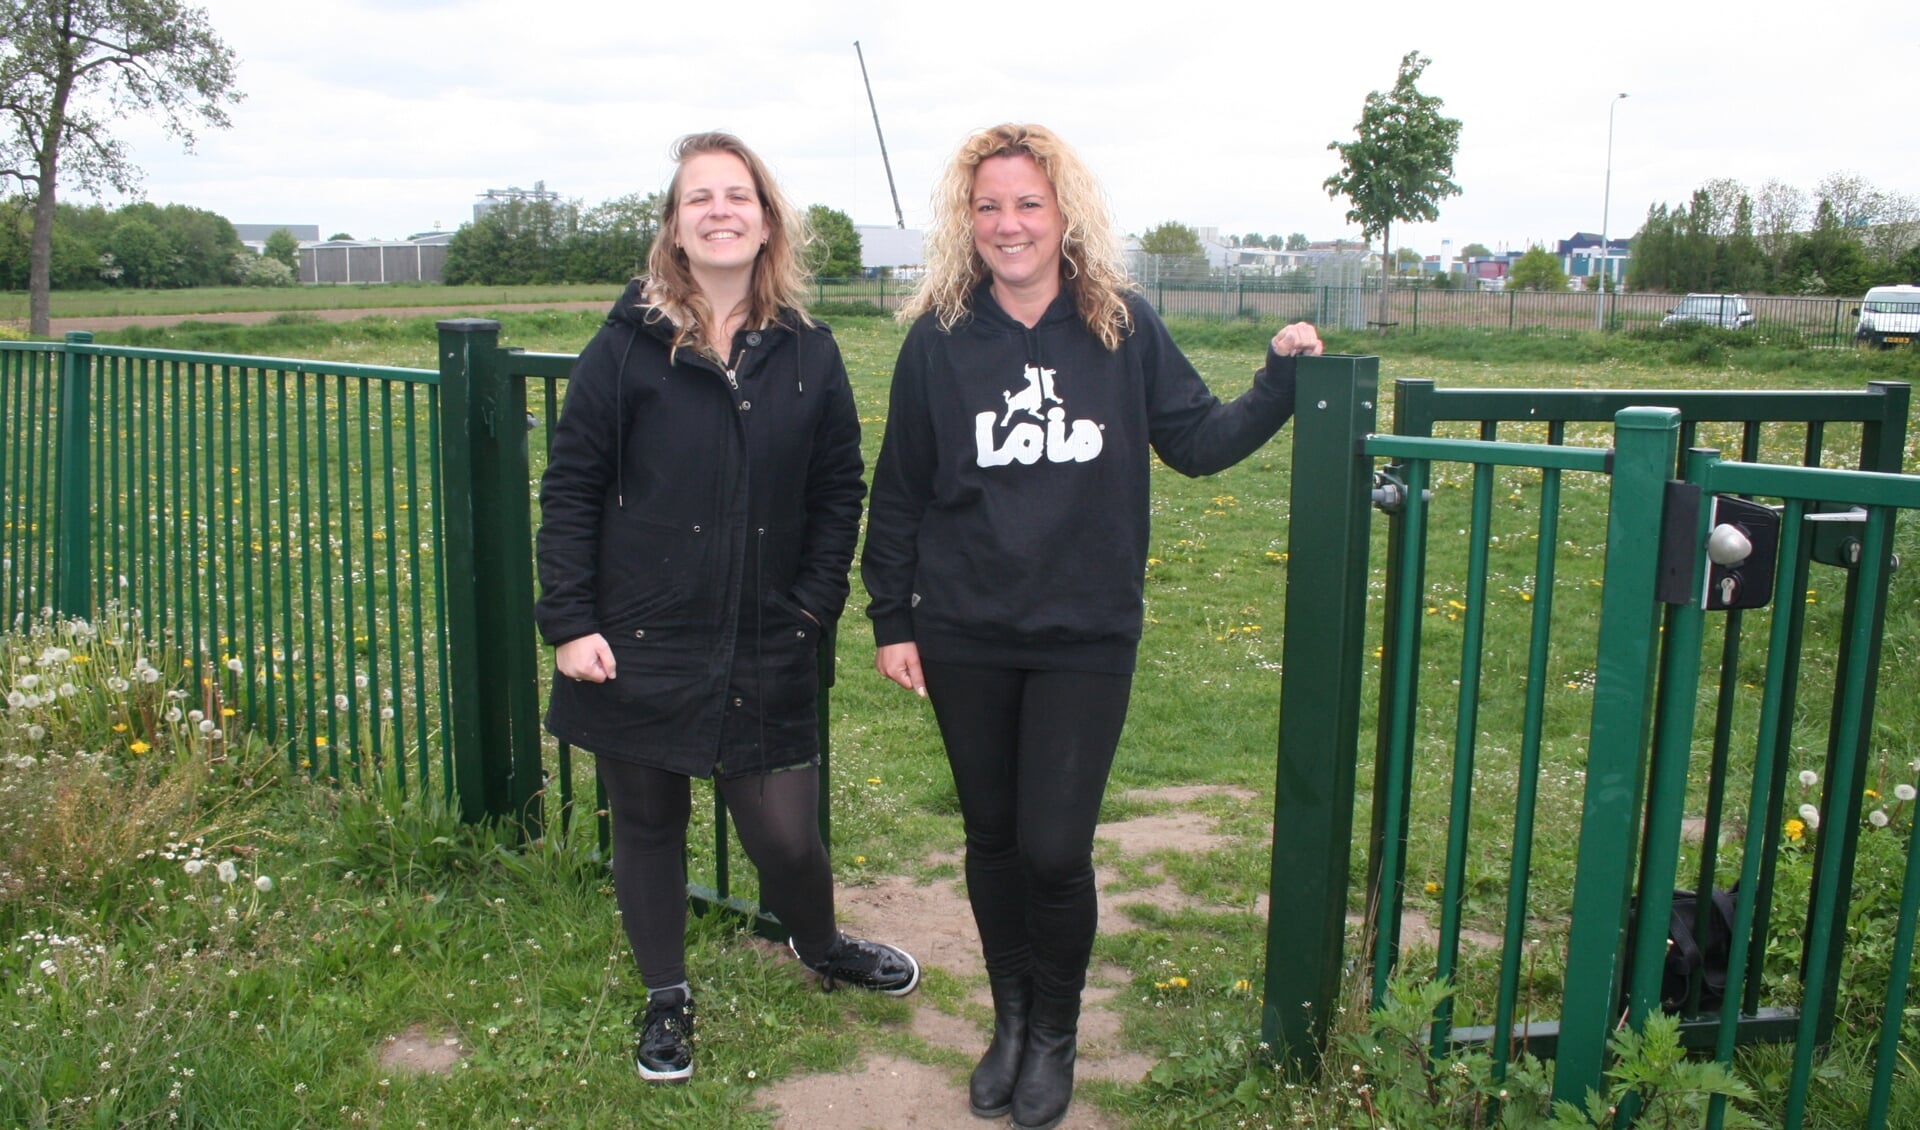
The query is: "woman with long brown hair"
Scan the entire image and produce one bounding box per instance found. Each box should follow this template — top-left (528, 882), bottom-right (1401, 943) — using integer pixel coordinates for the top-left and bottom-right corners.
top-left (537, 131), bottom-right (918, 1084)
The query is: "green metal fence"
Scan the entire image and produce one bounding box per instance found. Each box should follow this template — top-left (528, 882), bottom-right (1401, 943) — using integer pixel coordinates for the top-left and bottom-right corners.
top-left (1136, 280), bottom-right (1866, 344)
top-left (2, 332), bottom-right (454, 796)
top-left (1265, 358), bottom-right (1918, 1122)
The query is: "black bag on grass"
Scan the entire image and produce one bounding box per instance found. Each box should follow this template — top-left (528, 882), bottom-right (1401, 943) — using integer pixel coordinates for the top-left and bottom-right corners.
top-left (1619, 887), bottom-right (1739, 1016)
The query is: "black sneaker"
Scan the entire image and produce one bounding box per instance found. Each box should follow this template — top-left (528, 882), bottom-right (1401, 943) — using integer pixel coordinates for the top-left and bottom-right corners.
top-left (791, 933), bottom-right (921, 996)
top-left (634, 987), bottom-right (695, 1082)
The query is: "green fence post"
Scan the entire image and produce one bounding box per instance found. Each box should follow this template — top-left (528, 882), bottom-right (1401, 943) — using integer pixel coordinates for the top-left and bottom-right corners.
top-left (1264, 353), bottom-right (1380, 1069)
top-left (53, 331), bottom-right (93, 620)
top-left (1552, 405), bottom-right (1681, 1107)
top-left (437, 319), bottom-right (541, 830)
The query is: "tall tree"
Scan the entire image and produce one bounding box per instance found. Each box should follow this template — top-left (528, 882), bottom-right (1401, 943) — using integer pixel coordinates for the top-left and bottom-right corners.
top-left (1284, 232), bottom-right (1309, 251)
top-left (1752, 178), bottom-right (1806, 267)
top-left (262, 227), bottom-right (299, 272)
top-left (804, 204), bottom-right (861, 279)
top-left (0, 0), bottom-right (241, 334)
top-left (1458, 241), bottom-right (1492, 258)
top-left (1324, 50), bottom-right (1462, 330)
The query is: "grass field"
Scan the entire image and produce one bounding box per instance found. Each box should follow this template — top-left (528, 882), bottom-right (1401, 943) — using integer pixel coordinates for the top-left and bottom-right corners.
top-left (4, 307), bottom-right (1920, 1127)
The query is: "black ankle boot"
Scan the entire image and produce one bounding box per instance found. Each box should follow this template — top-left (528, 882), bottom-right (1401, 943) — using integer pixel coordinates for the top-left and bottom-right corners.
top-left (969, 974), bottom-right (1031, 1118)
top-left (1009, 992), bottom-right (1078, 1130)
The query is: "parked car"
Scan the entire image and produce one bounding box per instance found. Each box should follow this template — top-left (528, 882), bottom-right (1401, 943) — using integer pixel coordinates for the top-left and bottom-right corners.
top-left (1853, 284), bottom-right (1920, 349)
top-left (1662, 293), bottom-right (1756, 329)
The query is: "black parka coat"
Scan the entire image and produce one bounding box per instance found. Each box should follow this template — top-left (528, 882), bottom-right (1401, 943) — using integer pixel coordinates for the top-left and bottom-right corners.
top-left (535, 280), bottom-right (865, 777)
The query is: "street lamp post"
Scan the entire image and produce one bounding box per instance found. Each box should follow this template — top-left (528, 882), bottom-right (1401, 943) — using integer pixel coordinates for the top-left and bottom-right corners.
top-left (1596, 92), bottom-right (1628, 331)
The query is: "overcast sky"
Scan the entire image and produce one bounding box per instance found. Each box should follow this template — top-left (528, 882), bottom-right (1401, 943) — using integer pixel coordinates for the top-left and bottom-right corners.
top-left (95, 0), bottom-right (1920, 257)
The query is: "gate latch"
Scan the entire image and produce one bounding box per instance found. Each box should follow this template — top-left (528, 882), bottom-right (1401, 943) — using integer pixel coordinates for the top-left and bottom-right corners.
top-left (1701, 495), bottom-right (1781, 611)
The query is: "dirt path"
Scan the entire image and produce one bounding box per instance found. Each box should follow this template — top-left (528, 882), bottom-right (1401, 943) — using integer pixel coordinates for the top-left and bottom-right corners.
top-left (752, 784), bottom-right (1265, 1129)
top-left (47, 301), bottom-right (609, 335)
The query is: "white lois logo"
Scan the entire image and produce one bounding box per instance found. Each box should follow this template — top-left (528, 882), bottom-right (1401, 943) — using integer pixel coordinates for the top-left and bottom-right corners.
top-left (974, 364), bottom-right (1104, 467)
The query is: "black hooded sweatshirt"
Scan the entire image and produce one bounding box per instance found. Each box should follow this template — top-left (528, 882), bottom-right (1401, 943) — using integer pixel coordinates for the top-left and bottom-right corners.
top-left (862, 284), bottom-right (1298, 674)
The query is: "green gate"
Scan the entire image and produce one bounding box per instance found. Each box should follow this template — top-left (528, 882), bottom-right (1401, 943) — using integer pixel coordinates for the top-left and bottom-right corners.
top-left (1264, 356), bottom-right (1917, 1123)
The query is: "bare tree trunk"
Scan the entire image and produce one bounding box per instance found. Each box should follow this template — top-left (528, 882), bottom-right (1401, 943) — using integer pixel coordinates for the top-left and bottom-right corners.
top-left (1377, 220), bottom-right (1392, 334)
top-left (28, 161), bottom-right (55, 338)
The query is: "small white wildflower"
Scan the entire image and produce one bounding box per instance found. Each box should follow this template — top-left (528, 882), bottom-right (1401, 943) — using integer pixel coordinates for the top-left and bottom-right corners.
top-left (1869, 809), bottom-right (1890, 828)
top-left (215, 861), bottom-right (238, 885)
top-left (1799, 803), bottom-right (1821, 830)
top-left (253, 876), bottom-right (274, 893)
top-left (1798, 770), bottom-right (1819, 787)
top-left (1897, 784), bottom-right (1917, 802)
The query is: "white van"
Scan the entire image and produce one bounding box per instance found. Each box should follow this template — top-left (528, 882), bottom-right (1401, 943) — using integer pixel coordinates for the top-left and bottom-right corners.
top-left (1854, 285), bottom-right (1920, 349)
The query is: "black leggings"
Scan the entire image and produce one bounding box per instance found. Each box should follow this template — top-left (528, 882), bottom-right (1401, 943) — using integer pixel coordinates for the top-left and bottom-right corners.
top-left (922, 662), bottom-right (1132, 1002)
top-left (597, 758), bottom-right (837, 990)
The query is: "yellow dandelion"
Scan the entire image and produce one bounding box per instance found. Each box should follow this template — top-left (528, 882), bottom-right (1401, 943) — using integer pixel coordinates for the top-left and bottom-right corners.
top-left (73, 654), bottom-right (91, 663)
top-left (1425, 881), bottom-right (1441, 895)
top-left (1147, 557), bottom-right (1162, 566)
top-left (854, 855), bottom-right (866, 864)
top-left (1785, 818), bottom-right (1805, 842)
top-left (111, 722), bottom-right (129, 733)
top-left (128, 740), bottom-right (151, 755)
top-left (867, 777), bottom-right (882, 784)
top-left (1233, 979), bottom-right (1252, 993)
top-left (314, 736), bottom-right (329, 748)
top-left (1154, 981), bottom-right (1169, 991)
top-left (1520, 592), bottom-right (1532, 602)
top-left (1169, 976), bottom-right (1189, 989)
top-left (1864, 788), bottom-right (1879, 800)
top-left (1448, 600), bottom-right (1466, 610)
top-left (222, 708), bottom-right (237, 717)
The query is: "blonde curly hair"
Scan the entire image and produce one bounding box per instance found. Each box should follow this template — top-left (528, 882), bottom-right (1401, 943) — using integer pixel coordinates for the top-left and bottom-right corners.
top-left (643, 131), bottom-right (813, 357)
top-left (901, 123), bottom-right (1135, 351)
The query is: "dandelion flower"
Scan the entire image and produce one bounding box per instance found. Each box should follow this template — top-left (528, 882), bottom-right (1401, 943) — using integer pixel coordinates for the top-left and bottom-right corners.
top-left (26, 724), bottom-right (43, 741)
top-left (57, 683), bottom-right (75, 697)
top-left (198, 719), bottom-right (214, 735)
top-left (355, 674), bottom-right (369, 689)
top-left (1896, 784), bottom-right (1917, 802)
top-left (1869, 809), bottom-right (1890, 828)
top-left (254, 875), bottom-right (274, 892)
top-left (107, 677), bottom-right (129, 693)
top-left (1784, 818), bottom-right (1805, 841)
top-left (216, 860), bottom-right (238, 885)
top-left (226, 658), bottom-right (243, 673)
top-left (380, 707), bottom-right (394, 721)
top-left (1798, 803), bottom-right (1821, 830)
top-left (184, 860), bottom-right (206, 876)
top-left (1798, 770), bottom-right (1819, 787)
top-left (334, 694), bottom-right (349, 710)
top-left (188, 709), bottom-right (204, 724)
top-left (129, 740), bottom-right (150, 755)
top-left (1169, 976), bottom-right (1189, 989)
top-left (314, 736), bottom-right (328, 748)
top-left (139, 667), bottom-right (160, 683)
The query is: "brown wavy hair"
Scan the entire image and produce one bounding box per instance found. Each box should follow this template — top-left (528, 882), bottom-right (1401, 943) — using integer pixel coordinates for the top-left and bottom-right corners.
top-left (901, 123), bottom-right (1134, 351)
top-left (642, 131), bottom-right (813, 356)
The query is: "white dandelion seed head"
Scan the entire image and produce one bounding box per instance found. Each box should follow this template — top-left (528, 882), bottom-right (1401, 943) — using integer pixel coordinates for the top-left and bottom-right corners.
top-left (164, 708), bottom-right (181, 723)
top-left (197, 720), bottom-right (214, 735)
top-left (1798, 804), bottom-right (1821, 830)
top-left (5, 691), bottom-right (23, 709)
top-left (139, 667), bottom-right (160, 683)
top-left (354, 674), bottom-right (368, 689)
top-left (215, 861), bottom-right (238, 885)
top-left (1798, 770), bottom-right (1819, 787)
top-left (187, 710), bottom-right (204, 724)
top-left (226, 658), bottom-right (242, 673)
top-left (1897, 784), bottom-right (1918, 802)
top-left (210, 729), bottom-right (222, 740)
top-left (183, 860), bottom-right (205, 876)
top-left (380, 707), bottom-right (394, 721)
top-left (26, 724), bottom-right (44, 741)
top-left (107, 677), bottom-right (129, 693)
top-left (56, 683), bottom-right (76, 698)
top-left (1869, 809), bottom-right (1890, 828)
top-left (254, 875), bottom-right (273, 892)
top-left (17, 675), bottom-right (38, 690)
top-left (334, 694), bottom-right (349, 710)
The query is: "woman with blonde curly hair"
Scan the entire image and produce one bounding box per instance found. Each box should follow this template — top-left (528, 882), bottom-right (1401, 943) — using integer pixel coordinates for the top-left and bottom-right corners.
top-left (537, 131), bottom-right (918, 1086)
top-left (863, 122), bottom-right (1321, 1130)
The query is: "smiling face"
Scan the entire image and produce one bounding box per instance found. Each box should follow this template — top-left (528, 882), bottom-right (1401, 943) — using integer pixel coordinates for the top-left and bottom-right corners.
top-left (672, 151), bottom-right (767, 281)
top-left (970, 152), bottom-right (1064, 306)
